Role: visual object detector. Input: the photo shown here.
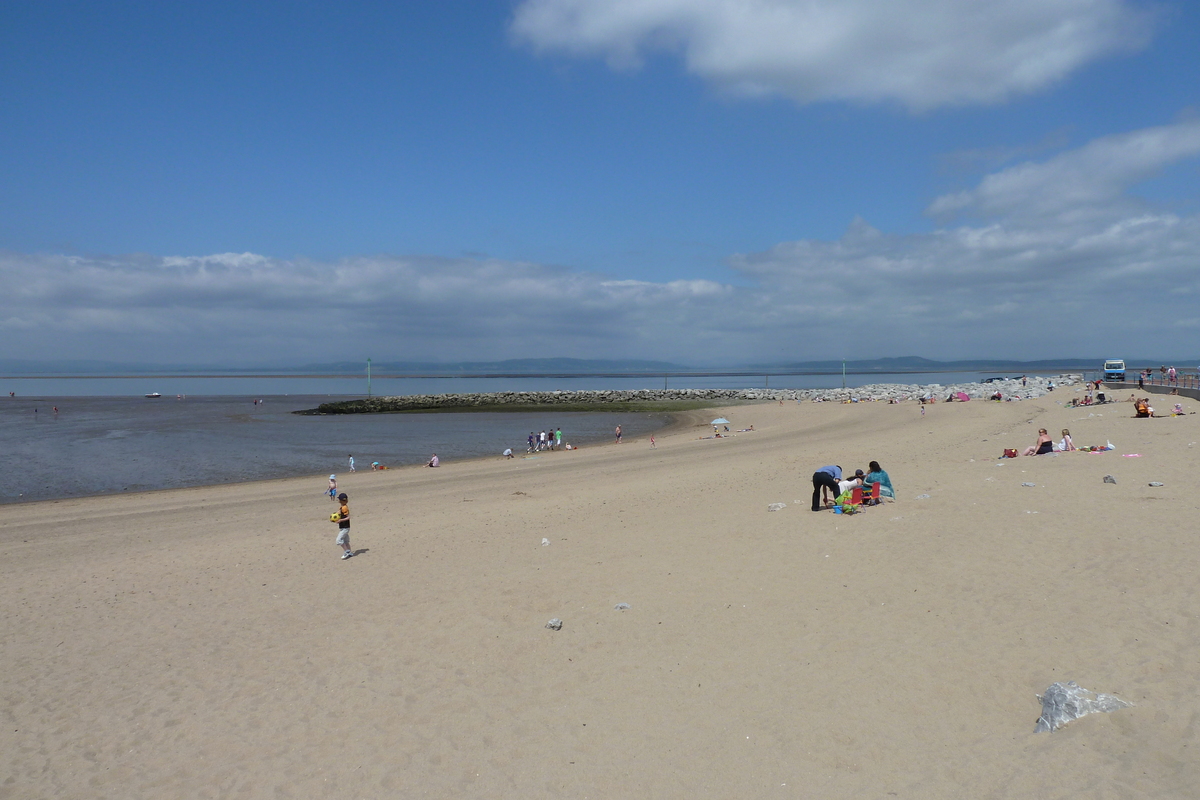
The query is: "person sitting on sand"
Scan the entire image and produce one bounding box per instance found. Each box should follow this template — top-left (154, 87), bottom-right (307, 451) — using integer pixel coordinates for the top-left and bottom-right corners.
top-left (864, 461), bottom-right (894, 500)
top-left (426, 454), bottom-right (440, 467)
top-left (1023, 428), bottom-right (1054, 456)
top-left (1134, 399), bottom-right (1152, 418)
top-left (1057, 429), bottom-right (1076, 452)
top-left (503, 448), bottom-right (514, 458)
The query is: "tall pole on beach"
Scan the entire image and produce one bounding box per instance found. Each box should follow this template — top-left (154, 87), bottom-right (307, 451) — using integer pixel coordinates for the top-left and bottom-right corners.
top-left (842, 359), bottom-right (846, 389)
top-left (367, 358), bottom-right (372, 398)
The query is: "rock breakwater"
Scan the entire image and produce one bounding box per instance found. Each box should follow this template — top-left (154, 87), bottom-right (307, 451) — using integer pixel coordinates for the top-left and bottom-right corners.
top-left (303, 375), bottom-right (1082, 414)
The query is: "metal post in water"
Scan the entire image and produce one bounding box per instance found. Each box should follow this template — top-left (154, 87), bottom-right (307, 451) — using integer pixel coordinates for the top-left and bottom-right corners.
top-left (367, 358), bottom-right (372, 398)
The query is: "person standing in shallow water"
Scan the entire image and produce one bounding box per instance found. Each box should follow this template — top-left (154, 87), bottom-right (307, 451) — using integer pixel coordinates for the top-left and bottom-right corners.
top-left (348, 454), bottom-right (355, 472)
top-left (615, 425), bottom-right (622, 443)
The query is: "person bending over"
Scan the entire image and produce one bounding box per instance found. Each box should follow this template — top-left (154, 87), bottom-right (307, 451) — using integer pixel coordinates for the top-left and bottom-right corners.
top-left (811, 465), bottom-right (842, 511)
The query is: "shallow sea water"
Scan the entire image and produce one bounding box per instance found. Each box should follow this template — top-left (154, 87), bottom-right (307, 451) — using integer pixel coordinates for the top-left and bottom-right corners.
top-left (0, 369), bottom-right (1032, 503)
top-left (0, 395), bottom-right (671, 504)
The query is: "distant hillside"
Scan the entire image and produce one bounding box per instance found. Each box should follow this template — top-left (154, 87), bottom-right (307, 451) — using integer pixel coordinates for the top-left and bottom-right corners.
top-left (3, 355), bottom-right (1195, 376)
top-left (754, 356), bottom-right (1116, 373)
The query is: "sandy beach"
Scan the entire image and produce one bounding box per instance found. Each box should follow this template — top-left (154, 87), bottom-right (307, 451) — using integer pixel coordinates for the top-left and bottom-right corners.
top-left (3, 392), bottom-right (1198, 799)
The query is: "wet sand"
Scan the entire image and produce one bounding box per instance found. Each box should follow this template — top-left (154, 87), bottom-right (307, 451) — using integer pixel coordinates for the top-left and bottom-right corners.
top-left (3, 393), bottom-right (1198, 798)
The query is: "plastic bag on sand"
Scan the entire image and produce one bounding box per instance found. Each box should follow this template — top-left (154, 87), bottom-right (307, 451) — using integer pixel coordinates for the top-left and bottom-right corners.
top-left (1035, 681), bottom-right (1132, 732)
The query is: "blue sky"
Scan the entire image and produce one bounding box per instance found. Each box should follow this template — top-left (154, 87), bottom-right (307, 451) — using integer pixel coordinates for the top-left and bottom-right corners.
top-left (2, 0), bottom-right (1198, 366)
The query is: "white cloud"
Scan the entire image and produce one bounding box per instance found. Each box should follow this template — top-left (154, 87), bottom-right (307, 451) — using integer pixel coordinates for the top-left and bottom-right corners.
top-left (927, 120), bottom-right (1200, 221)
top-left (0, 251), bottom-right (749, 364)
top-left (511, 0), bottom-right (1154, 109)
top-left (4, 121), bottom-right (1200, 365)
top-left (724, 122), bottom-right (1200, 356)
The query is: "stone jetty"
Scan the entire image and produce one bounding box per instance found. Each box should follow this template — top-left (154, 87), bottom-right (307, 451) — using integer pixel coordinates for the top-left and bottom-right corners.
top-left (303, 374), bottom-right (1083, 414)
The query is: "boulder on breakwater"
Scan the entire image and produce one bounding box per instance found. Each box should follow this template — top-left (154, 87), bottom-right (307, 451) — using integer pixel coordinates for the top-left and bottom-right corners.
top-left (299, 375), bottom-right (1081, 414)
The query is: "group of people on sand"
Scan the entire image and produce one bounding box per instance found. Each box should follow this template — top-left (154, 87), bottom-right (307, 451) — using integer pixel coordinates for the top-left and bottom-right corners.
top-left (1133, 397), bottom-right (1161, 418)
top-left (1133, 397), bottom-right (1187, 418)
top-left (1022, 428), bottom-right (1076, 456)
top-left (1016, 427), bottom-right (1118, 455)
top-left (529, 428), bottom-right (564, 452)
top-left (811, 462), bottom-right (895, 511)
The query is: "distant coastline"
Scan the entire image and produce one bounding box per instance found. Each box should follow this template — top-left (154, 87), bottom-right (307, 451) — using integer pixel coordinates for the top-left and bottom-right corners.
top-left (0, 353), bottom-right (1163, 379)
top-left (0, 366), bottom-right (1105, 381)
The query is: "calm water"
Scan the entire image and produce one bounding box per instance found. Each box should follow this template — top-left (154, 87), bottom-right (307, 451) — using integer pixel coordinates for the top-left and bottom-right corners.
top-left (0, 395), bottom-right (671, 504)
top-left (0, 371), bottom-right (1064, 504)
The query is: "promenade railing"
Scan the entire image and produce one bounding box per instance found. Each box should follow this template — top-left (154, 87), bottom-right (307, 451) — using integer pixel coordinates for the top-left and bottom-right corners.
top-left (1130, 371), bottom-right (1199, 391)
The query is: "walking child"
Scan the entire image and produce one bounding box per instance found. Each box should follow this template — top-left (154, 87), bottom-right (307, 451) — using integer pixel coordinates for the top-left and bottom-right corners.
top-left (331, 492), bottom-right (353, 559)
top-left (328, 474), bottom-right (337, 501)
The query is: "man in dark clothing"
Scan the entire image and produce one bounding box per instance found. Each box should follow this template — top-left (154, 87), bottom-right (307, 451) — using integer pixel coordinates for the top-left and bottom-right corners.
top-left (812, 465), bottom-right (842, 511)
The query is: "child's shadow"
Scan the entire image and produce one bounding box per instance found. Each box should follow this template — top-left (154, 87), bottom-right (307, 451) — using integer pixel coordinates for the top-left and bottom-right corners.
top-left (352, 548), bottom-right (369, 557)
